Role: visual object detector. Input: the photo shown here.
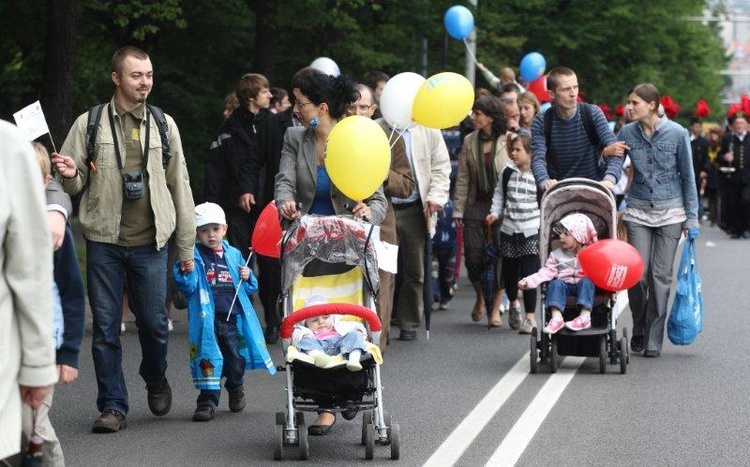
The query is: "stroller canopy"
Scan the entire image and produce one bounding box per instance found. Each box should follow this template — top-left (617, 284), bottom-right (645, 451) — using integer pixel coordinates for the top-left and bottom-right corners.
top-left (281, 215), bottom-right (380, 294)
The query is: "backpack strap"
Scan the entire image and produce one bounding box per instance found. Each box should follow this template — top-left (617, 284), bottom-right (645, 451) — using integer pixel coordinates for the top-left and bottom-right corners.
top-left (580, 103), bottom-right (600, 150)
top-left (501, 166), bottom-right (513, 211)
top-left (85, 104), bottom-right (105, 171)
top-left (146, 104), bottom-right (171, 170)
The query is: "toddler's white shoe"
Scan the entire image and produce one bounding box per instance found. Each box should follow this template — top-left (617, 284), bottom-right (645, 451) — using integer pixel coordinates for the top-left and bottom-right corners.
top-left (346, 360), bottom-right (363, 371)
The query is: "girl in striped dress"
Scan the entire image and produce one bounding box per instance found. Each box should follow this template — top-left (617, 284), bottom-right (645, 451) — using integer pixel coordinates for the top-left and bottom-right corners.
top-left (486, 134), bottom-right (540, 334)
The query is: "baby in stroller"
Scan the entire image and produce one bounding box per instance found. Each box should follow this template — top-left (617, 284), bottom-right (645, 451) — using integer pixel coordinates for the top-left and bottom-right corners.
top-left (293, 297), bottom-right (369, 371)
top-left (519, 212), bottom-right (598, 334)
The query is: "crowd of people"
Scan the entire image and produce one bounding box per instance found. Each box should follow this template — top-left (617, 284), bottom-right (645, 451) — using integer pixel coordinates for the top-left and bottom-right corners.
top-left (2, 44), bottom-right (741, 464)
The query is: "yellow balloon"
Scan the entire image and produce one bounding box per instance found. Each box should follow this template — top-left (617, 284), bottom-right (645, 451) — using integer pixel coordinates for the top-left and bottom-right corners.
top-left (325, 115), bottom-right (391, 201)
top-left (412, 72), bottom-right (474, 129)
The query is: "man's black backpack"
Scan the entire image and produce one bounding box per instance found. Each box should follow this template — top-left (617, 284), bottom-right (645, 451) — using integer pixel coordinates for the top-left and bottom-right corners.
top-left (85, 103), bottom-right (171, 174)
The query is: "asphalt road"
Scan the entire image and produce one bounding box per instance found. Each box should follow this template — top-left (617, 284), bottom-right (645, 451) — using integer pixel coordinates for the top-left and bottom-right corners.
top-left (50, 223), bottom-right (750, 465)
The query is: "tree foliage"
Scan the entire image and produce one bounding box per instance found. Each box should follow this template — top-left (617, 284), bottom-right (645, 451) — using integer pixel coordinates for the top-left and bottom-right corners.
top-left (0, 0), bottom-right (729, 200)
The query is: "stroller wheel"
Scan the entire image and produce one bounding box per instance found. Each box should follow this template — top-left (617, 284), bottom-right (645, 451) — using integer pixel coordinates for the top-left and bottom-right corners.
top-left (529, 329), bottom-right (538, 374)
top-left (390, 423), bottom-right (401, 460)
top-left (623, 327), bottom-right (630, 364)
top-left (364, 421), bottom-right (375, 460)
top-left (599, 335), bottom-right (607, 374)
top-left (297, 425), bottom-right (309, 460)
top-left (273, 418), bottom-right (283, 461)
top-left (361, 411), bottom-right (373, 445)
top-left (549, 337), bottom-right (558, 374)
top-left (619, 337), bottom-right (628, 374)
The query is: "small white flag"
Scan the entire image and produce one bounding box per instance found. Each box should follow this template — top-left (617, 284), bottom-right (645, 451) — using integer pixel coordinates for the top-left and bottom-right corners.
top-left (13, 101), bottom-right (50, 142)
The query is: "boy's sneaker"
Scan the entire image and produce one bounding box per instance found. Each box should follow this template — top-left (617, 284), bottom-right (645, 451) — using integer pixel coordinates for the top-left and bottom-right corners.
top-left (193, 406), bottom-right (215, 422)
top-left (565, 316), bottom-right (592, 331)
top-left (542, 318), bottom-right (564, 334)
top-left (228, 389), bottom-right (246, 412)
top-left (92, 409), bottom-right (127, 433)
top-left (518, 318), bottom-right (536, 335)
top-left (120, 322), bottom-right (126, 334)
top-left (438, 301), bottom-right (450, 311)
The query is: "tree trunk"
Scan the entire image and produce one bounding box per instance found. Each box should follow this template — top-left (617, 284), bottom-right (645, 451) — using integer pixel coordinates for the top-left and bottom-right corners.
top-left (41, 0), bottom-right (78, 148)
top-left (250, 0), bottom-right (278, 82)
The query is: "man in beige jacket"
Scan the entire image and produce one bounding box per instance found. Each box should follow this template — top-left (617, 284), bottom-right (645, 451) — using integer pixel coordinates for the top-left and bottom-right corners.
top-left (0, 120), bottom-right (57, 460)
top-left (52, 46), bottom-right (196, 433)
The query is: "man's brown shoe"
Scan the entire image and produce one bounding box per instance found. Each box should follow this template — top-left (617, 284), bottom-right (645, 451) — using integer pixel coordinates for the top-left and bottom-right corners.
top-left (146, 377), bottom-right (172, 416)
top-left (92, 409), bottom-right (127, 433)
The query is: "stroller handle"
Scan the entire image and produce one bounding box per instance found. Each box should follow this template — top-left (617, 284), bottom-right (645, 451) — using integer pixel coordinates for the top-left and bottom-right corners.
top-left (280, 303), bottom-right (383, 339)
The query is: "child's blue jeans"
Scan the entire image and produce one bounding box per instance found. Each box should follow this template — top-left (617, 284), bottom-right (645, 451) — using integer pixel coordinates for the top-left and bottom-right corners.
top-left (545, 278), bottom-right (595, 312)
top-left (197, 316), bottom-right (245, 410)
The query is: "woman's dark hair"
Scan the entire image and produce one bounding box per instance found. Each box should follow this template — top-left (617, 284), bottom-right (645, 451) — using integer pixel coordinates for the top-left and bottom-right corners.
top-left (472, 96), bottom-right (507, 136)
top-left (295, 73), bottom-right (360, 120)
top-left (628, 83), bottom-right (660, 113)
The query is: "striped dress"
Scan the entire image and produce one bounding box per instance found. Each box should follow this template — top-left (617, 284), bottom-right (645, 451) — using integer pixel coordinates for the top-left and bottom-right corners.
top-left (489, 163), bottom-right (540, 258)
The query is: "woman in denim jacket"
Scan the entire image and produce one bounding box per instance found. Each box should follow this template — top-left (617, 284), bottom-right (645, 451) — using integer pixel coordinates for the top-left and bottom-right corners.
top-left (617, 83), bottom-right (699, 358)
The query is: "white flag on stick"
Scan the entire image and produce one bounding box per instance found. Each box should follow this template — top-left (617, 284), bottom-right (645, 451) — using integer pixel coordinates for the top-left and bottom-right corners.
top-left (13, 101), bottom-right (50, 142)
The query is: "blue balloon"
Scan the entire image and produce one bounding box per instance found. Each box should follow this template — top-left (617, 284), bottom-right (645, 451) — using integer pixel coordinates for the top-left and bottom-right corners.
top-left (444, 5), bottom-right (474, 40)
top-left (519, 52), bottom-right (546, 83)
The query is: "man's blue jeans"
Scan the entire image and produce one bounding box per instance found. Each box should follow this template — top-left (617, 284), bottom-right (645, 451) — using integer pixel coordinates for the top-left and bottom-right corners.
top-left (197, 316), bottom-right (245, 410)
top-left (545, 278), bottom-right (595, 312)
top-left (87, 241), bottom-right (169, 415)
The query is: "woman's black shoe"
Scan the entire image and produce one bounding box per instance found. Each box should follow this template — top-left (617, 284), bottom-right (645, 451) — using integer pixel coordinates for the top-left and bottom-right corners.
top-left (308, 417), bottom-right (336, 436)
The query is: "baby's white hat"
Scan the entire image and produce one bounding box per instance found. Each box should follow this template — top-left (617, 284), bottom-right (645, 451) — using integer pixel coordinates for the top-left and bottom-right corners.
top-left (195, 202), bottom-right (227, 227)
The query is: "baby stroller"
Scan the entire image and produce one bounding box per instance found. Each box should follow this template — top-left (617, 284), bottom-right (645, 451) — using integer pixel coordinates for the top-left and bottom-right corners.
top-left (273, 215), bottom-right (400, 461)
top-left (529, 178), bottom-right (629, 374)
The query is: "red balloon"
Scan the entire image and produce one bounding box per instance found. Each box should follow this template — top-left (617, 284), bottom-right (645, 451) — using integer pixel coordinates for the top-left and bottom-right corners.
top-left (578, 239), bottom-right (644, 292)
top-left (528, 75), bottom-right (551, 103)
top-left (251, 201), bottom-right (282, 259)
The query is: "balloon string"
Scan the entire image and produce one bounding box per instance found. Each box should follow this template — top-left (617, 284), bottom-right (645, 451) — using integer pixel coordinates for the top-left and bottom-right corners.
top-left (389, 127), bottom-right (408, 150)
top-left (463, 38), bottom-right (478, 65)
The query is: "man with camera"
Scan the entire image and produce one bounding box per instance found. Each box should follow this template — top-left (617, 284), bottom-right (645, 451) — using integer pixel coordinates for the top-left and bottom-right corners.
top-left (51, 46), bottom-right (196, 433)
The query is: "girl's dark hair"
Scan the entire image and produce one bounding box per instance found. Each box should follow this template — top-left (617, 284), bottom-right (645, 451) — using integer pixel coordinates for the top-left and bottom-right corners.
top-left (510, 134), bottom-right (531, 154)
top-left (472, 96), bottom-right (507, 136)
top-left (295, 73), bottom-right (360, 120)
top-left (628, 83), bottom-right (660, 112)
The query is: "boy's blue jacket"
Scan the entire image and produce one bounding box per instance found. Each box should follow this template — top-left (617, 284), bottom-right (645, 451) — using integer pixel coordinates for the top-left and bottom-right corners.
top-left (174, 241), bottom-right (275, 390)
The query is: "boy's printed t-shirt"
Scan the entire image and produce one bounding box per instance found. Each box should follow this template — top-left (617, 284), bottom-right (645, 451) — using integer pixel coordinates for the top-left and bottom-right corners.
top-left (198, 245), bottom-right (235, 316)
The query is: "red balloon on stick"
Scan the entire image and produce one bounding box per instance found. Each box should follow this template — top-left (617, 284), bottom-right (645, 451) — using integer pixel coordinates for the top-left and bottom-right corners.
top-left (251, 201), bottom-right (282, 259)
top-left (528, 75), bottom-right (550, 103)
top-left (578, 239), bottom-right (644, 292)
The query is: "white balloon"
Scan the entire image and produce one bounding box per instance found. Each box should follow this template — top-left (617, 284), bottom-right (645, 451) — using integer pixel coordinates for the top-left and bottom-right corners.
top-left (379, 72), bottom-right (425, 130)
top-left (310, 57), bottom-right (341, 77)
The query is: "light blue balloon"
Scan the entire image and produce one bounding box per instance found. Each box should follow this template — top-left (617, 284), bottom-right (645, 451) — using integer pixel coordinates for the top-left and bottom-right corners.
top-left (519, 52), bottom-right (546, 83)
top-left (444, 5), bottom-right (474, 40)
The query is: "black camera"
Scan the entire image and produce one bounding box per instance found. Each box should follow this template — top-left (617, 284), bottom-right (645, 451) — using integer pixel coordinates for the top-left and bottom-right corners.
top-left (122, 171), bottom-right (144, 200)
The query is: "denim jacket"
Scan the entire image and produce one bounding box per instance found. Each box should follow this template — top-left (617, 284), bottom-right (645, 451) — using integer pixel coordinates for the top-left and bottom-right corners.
top-left (618, 117), bottom-right (699, 228)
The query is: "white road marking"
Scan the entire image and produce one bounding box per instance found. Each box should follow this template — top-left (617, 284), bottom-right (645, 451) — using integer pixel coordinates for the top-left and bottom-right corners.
top-left (423, 357), bottom-right (529, 467)
top-left (485, 357), bottom-right (586, 466)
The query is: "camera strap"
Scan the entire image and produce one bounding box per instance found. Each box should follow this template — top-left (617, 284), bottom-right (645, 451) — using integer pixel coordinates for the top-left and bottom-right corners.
top-left (108, 104), bottom-right (151, 173)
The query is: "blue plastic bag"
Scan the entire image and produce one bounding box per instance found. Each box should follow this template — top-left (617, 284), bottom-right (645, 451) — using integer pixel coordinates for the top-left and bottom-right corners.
top-left (667, 229), bottom-right (703, 345)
